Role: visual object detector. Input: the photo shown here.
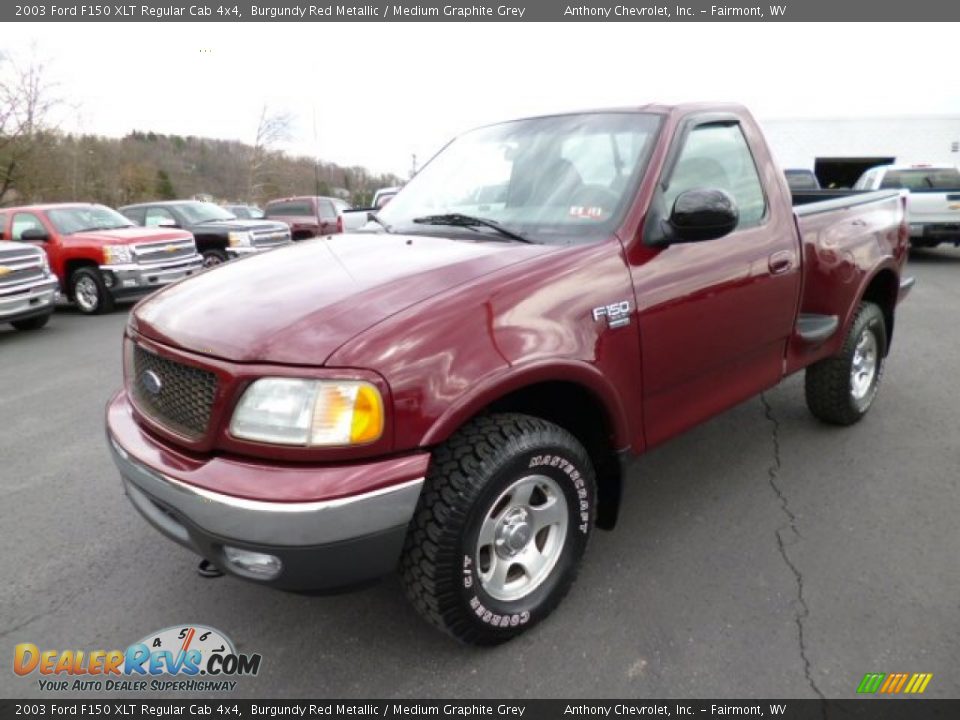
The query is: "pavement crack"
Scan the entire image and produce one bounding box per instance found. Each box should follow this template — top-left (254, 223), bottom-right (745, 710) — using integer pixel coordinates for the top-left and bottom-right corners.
top-left (761, 393), bottom-right (826, 703)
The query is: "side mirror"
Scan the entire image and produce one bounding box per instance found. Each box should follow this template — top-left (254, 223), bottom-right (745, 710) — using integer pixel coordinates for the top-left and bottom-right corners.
top-left (20, 227), bottom-right (49, 242)
top-left (667, 188), bottom-right (739, 243)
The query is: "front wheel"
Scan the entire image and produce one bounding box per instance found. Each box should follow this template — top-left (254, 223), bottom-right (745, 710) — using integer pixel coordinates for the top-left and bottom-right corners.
top-left (805, 302), bottom-right (887, 425)
top-left (201, 249), bottom-right (229, 268)
top-left (70, 267), bottom-right (114, 315)
top-left (11, 313), bottom-right (51, 331)
top-left (401, 414), bottom-right (596, 645)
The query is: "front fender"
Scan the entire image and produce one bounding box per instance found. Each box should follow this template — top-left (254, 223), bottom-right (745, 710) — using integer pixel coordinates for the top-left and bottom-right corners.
top-left (420, 359), bottom-right (631, 450)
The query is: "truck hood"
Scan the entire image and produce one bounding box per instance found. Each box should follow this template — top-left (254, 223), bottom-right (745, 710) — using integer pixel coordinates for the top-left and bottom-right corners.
top-left (66, 226), bottom-right (194, 246)
top-left (133, 233), bottom-right (555, 364)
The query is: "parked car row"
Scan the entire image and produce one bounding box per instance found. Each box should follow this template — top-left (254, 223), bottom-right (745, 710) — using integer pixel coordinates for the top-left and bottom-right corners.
top-left (0, 184), bottom-right (406, 325)
top-left (120, 200), bottom-right (292, 268)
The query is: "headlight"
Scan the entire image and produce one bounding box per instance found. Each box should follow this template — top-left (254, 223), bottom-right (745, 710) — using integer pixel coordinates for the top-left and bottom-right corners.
top-left (228, 231), bottom-right (253, 247)
top-left (102, 245), bottom-right (133, 265)
top-left (230, 378), bottom-right (384, 446)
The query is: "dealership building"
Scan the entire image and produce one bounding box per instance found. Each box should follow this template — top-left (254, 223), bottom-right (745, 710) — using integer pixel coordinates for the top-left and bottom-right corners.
top-left (759, 115), bottom-right (960, 187)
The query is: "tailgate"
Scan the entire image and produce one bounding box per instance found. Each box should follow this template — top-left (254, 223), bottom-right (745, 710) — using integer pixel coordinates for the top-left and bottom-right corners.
top-left (906, 192), bottom-right (960, 224)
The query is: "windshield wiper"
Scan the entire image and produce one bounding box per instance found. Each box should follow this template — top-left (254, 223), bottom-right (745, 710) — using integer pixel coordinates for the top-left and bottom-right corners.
top-left (412, 213), bottom-right (534, 244)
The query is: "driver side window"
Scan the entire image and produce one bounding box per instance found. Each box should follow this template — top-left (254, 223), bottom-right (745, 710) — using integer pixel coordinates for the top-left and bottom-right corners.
top-left (145, 207), bottom-right (176, 227)
top-left (665, 123), bottom-right (767, 229)
top-left (12, 212), bottom-right (45, 241)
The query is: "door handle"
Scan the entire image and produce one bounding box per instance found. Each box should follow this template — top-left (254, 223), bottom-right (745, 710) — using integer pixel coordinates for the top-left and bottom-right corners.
top-left (768, 250), bottom-right (795, 275)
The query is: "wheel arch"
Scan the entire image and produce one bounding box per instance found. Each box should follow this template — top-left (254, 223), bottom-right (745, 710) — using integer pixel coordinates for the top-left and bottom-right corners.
top-left (421, 361), bottom-right (632, 530)
top-left (857, 264), bottom-right (900, 354)
top-left (64, 258), bottom-right (99, 298)
top-left (193, 233), bottom-right (229, 252)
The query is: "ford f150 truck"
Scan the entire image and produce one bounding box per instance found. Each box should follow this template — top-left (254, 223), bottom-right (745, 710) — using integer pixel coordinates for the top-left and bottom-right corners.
top-left (107, 103), bottom-right (913, 645)
top-left (1, 204), bottom-right (202, 315)
top-left (854, 164), bottom-right (960, 248)
top-left (0, 240), bottom-right (59, 331)
top-left (120, 201), bottom-right (292, 267)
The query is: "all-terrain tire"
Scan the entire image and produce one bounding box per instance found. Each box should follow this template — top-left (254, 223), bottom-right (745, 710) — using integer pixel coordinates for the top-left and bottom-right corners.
top-left (805, 302), bottom-right (887, 426)
top-left (400, 413), bottom-right (596, 645)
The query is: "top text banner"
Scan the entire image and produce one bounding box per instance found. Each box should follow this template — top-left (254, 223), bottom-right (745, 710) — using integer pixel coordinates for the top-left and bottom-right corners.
top-left (5, 0), bottom-right (960, 21)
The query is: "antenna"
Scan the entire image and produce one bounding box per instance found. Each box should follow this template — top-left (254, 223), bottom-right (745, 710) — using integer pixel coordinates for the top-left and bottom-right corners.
top-left (312, 107), bottom-right (321, 198)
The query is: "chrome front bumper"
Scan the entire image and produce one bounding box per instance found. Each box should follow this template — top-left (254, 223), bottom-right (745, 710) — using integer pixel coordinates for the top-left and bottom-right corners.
top-left (0, 277), bottom-right (59, 321)
top-left (107, 433), bottom-right (424, 548)
top-left (99, 256), bottom-right (203, 295)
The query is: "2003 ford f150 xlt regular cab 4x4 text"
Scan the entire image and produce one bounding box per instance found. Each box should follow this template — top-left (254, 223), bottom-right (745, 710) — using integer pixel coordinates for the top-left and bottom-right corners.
top-left (107, 103), bottom-right (913, 645)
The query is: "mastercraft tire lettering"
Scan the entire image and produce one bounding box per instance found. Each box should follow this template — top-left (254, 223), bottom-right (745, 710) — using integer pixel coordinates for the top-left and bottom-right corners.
top-left (401, 413), bottom-right (596, 645)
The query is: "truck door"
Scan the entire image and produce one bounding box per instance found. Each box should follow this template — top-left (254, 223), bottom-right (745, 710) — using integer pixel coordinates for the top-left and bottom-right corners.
top-left (634, 119), bottom-right (801, 446)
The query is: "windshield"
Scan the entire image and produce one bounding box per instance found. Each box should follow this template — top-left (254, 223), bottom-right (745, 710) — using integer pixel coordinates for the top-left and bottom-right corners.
top-left (47, 205), bottom-right (134, 234)
top-left (881, 168), bottom-right (960, 192)
top-left (378, 112), bottom-right (662, 244)
top-left (177, 202), bottom-right (237, 223)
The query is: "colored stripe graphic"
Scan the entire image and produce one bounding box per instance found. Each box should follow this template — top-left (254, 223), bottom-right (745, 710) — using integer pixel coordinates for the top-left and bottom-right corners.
top-left (858, 672), bottom-right (932, 694)
top-left (857, 673), bottom-right (886, 693)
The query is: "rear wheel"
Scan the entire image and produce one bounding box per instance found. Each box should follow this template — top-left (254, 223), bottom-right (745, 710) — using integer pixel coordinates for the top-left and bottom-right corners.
top-left (401, 413), bottom-right (595, 645)
top-left (11, 313), bottom-right (51, 331)
top-left (70, 267), bottom-right (114, 315)
top-left (805, 302), bottom-right (887, 425)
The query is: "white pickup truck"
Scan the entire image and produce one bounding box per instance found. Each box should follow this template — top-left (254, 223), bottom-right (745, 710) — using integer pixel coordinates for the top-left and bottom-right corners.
top-left (855, 164), bottom-right (960, 248)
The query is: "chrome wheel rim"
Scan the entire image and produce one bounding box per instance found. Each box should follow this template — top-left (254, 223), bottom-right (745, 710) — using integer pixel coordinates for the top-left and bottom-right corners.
top-left (850, 328), bottom-right (878, 402)
top-left (475, 474), bottom-right (568, 602)
top-left (203, 253), bottom-right (224, 268)
top-left (74, 276), bottom-right (99, 312)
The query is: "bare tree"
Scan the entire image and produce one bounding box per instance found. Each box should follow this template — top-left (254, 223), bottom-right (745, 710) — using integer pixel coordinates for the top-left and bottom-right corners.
top-left (247, 105), bottom-right (293, 202)
top-left (0, 50), bottom-right (58, 203)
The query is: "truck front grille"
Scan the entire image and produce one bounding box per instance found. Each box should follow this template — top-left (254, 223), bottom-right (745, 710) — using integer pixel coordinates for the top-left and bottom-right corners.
top-left (131, 344), bottom-right (217, 439)
top-left (0, 249), bottom-right (46, 293)
top-left (251, 227), bottom-right (292, 249)
top-left (133, 239), bottom-right (197, 265)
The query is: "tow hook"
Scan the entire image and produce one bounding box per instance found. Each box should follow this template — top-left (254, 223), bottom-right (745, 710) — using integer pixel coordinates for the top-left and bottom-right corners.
top-left (197, 558), bottom-right (224, 578)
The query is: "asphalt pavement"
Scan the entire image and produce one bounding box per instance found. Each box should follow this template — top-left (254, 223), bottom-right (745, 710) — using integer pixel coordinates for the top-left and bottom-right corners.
top-left (1, 248), bottom-right (958, 699)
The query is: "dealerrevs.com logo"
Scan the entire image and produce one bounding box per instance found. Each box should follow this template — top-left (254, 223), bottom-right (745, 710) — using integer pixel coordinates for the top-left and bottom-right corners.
top-left (14, 625), bottom-right (262, 692)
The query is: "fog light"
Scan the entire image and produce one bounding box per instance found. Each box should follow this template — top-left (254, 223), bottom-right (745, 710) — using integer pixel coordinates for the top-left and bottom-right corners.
top-left (223, 546), bottom-right (282, 580)
top-left (101, 272), bottom-right (115, 288)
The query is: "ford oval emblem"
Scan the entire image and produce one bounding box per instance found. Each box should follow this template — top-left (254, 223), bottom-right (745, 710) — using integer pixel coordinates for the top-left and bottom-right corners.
top-left (141, 370), bottom-right (163, 396)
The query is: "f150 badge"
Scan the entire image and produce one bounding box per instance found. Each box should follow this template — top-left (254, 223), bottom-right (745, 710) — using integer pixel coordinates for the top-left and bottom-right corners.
top-left (592, 300), bottom-right (631, 328)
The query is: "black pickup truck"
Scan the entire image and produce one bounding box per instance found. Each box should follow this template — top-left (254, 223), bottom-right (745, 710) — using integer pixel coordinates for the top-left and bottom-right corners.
top-left (120, 200), bottom-right (291, 268)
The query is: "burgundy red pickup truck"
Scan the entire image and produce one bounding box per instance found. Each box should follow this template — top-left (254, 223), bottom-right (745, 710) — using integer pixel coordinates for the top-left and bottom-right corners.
top-left (107, 103), bottom-right (913, 645)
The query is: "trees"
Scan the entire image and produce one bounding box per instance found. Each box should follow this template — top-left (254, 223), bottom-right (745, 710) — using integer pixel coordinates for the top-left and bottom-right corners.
top-left (154, 169), bottom-right (176, 199)
top-left (0, 51), bottom-right (58, 203)
top-left (247, 105), bottom-right (293, 201)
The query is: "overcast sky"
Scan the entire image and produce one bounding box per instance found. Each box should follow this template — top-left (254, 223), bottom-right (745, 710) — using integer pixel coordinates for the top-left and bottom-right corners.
top-left (5, 22), bottom-right (959, 176)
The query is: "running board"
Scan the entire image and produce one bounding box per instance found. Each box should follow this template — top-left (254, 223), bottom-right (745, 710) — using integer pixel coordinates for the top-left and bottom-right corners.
top-left (796, 314), bottom-right (839, 343)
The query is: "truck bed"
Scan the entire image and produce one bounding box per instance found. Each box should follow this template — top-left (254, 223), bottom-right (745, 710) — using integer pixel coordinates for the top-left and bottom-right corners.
top-left (791, 188), bottom-right (903, 214)
top-left (785, 188), bottom-right (907, 376)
